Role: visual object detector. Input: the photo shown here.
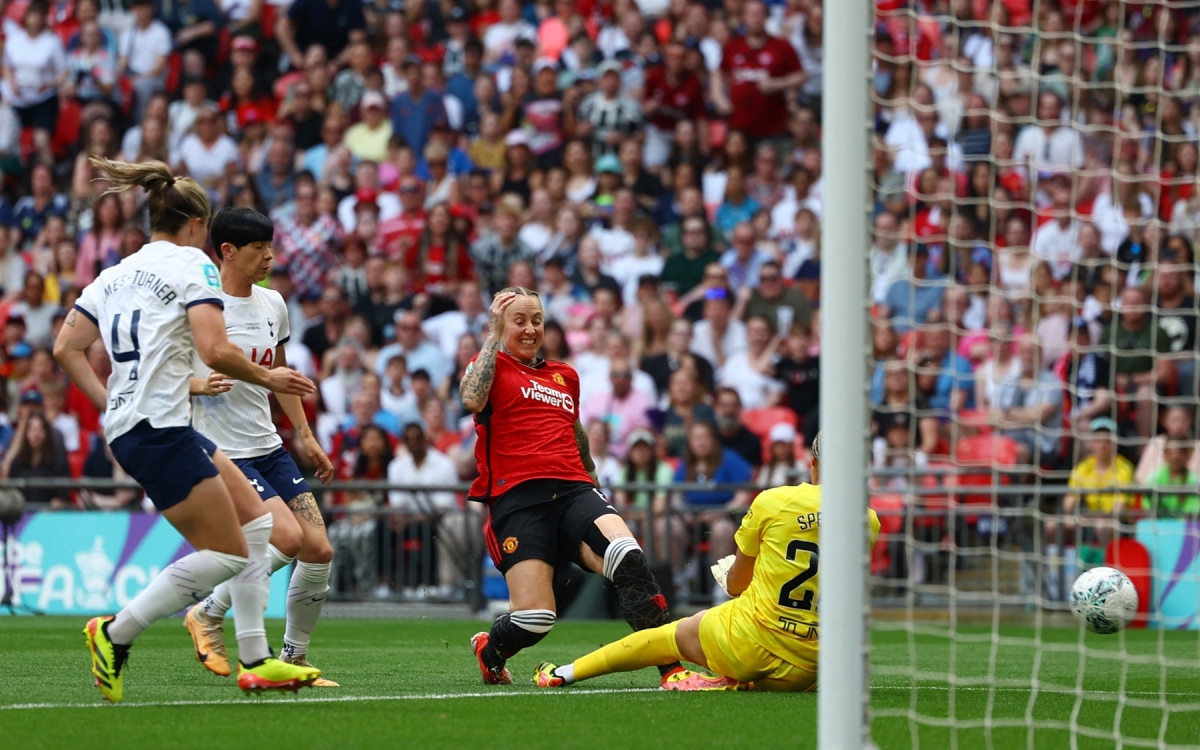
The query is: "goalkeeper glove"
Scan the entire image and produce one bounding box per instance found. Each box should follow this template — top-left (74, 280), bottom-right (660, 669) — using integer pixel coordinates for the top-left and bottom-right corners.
top-left (710, 554), bottom-right (736, 597)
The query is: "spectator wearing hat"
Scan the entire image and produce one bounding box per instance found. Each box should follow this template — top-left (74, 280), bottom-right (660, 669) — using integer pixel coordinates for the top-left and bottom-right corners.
top-left (345, 91), bottom-right (394, 164)
top-left (468, 194), bottom-right (536, 296)
top-left (577, 58), bottom-right (644, 159)
top-left (390, 55), bottom-right (448, 157)
top-left (710, 0), bottom-right (804, 145)
top-left (614, 428), bottom-right (677, 556)
top-left (117, 0), bottom-right (172, 121)
top-left (759, 422), bottom-right (800, 487)
top-left (277, 0), bottom-right (367, 72)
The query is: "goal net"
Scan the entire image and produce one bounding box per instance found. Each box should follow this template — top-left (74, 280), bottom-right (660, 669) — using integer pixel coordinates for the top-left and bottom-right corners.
top-left (846, 1), bottom-right (1200, 747)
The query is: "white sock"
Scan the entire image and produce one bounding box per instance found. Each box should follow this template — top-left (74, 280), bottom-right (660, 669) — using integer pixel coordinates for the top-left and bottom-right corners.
top-left (228, 514), bottom-right (274, 664)
top-left (1045, 544), bottom-right (1061, 601)
top-left (282, 561), bottom-right (331, 660)
top-left (552, 663), bottom-right (576, 685)
top-left (200, 544), bottom-right (293, 623)
top-left (107, 550), bottom-right (246, 645)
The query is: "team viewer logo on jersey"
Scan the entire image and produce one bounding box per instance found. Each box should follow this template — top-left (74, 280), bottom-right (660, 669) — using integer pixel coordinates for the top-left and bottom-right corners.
top-left (503, 537), bottom-right (519, 554)
top-left (521, 379), bottom-right (573, 412)
top-left (203, 264), bottom-right (221, 289)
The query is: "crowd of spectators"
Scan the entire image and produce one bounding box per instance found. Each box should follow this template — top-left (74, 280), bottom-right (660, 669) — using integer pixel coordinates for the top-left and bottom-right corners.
top-left (0, 0), bottom-right (1197, 601)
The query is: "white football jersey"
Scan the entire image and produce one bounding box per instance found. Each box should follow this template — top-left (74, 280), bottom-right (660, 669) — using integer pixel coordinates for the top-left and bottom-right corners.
top-left (75, 241), bottom-right (225, 441)
top-left (192, 285), bottom-right (290, 459)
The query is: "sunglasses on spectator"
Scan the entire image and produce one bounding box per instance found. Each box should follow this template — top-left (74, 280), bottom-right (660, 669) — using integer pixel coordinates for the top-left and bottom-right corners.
top-left (760, 273), bottom-right (781, 282)
top-left (611, 371), bottom-right (632, 379)
top-left (400, 185), bottom-right (420, 194)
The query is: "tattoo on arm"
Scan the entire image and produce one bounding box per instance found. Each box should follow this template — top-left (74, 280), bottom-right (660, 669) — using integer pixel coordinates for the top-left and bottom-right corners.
top-left (64, 309), bottom-right (78, 327)
top-left (459, 337), bottom-right (501, 410)
top-left (285, 491), bottom-right (326, 528)
top-left (574, 420), bottom-right (596, 474)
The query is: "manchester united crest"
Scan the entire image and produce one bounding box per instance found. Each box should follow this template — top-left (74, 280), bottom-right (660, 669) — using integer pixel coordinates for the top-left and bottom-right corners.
top-left (551, 373), bottom-right (566, 386)
top-left (503, 536), bottom-right (519, 554)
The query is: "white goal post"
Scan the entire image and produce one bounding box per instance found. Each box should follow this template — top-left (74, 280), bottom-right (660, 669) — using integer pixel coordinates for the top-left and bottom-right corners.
top-left (818, 0), bottom-right (873, 749)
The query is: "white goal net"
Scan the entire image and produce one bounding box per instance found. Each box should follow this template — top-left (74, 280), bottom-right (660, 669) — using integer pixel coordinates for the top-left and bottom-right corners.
top-left (839, 1), bottom-right (1200, 747)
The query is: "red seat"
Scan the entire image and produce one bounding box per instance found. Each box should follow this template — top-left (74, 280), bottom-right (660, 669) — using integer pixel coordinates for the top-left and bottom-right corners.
top-left (50, 99), bottom-right (82, 161)
top-left (741, 407), bottom-right (798, 441)
top-left (950, 435), bottom-right (1018, 523)
top-left (869, 494), bottom-right (906, 576)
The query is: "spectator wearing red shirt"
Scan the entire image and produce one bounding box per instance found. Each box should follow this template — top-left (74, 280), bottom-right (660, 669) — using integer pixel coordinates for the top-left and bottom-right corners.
top-left (711, 0), bottom-right (804, 145)
top-left (406, 203), bottom-right (473, 299)
top-left (641, 39), bottom-right (708, 169)
top-left (378, 175), bottom-right (427, 262)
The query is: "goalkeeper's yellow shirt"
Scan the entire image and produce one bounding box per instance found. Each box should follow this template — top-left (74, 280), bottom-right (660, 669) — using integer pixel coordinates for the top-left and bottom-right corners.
top-left (731, 483), bottom-right (881, 659)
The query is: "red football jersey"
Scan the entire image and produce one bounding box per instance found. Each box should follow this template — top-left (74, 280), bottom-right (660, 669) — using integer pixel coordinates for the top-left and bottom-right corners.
top-left (378, 211), bottom-right (427, 261)
top-left (721, 35), bottom-right (801, 139)
top-left (642, 66), bottom-right (707, 132)
top-left (467, 351), bottom-right (594, 502)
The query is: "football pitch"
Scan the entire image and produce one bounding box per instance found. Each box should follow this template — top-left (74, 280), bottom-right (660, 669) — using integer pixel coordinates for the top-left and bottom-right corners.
top-left (2, 617), bottom-right (1200, 749)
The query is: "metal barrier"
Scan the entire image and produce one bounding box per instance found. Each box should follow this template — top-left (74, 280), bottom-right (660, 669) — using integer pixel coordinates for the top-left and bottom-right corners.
top-left (3, 473), bottom-right (1188, 612)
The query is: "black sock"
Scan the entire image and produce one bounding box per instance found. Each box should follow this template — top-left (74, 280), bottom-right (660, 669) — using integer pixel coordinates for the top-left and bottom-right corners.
top-left (611, 549), bottom-right (682, 677)
top-left (485, 612), bottom-right (552, 666)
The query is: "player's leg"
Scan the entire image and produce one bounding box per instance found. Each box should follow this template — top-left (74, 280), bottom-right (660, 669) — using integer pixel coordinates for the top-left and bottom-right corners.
top-left (187, 493), bottom-right (301, 675)
top-left (474, 557), bottom-right (557, 684)
top-left (88, 426), bottom-right (250, 702)
top-left (209, 451), bottom-right (320, 690)
top-left (537, 612), bottom-right (700, 687)
top-left (281, 490), bottom-right (337, 686)
top-left (566, 485), bottom-right (683, 680)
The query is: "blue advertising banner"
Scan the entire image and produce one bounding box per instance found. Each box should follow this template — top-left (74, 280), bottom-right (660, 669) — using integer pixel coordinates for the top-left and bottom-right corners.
top-left (1135, 519), bottom-right (1200, 630)
top-left (1, 512), bottom-right (288, 618)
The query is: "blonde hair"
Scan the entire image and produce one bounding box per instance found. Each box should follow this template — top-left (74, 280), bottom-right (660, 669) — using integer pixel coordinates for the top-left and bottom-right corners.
top-left (89, 157), bottom-right (211, 235)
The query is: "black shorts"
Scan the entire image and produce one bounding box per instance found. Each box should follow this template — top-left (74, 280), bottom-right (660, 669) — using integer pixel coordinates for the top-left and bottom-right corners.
top-left (109, 420), bottom-right (219, 511)
top-left (15, 96), bottom-right (59, 132)
top-left (484, 479), bottom-right (618, 574)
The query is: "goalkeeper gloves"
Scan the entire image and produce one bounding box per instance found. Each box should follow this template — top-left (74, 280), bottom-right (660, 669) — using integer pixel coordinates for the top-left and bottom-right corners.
top-left (710, 554), bottom-right (736, 597)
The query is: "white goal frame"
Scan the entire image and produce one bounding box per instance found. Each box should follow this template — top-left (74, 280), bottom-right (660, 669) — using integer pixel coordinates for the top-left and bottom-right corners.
top-left (818, 0), bottom-right (873, 748)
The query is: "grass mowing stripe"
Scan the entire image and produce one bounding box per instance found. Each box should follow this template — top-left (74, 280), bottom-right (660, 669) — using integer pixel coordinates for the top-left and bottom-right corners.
top-left (0, 687), bottom-right (663, 711)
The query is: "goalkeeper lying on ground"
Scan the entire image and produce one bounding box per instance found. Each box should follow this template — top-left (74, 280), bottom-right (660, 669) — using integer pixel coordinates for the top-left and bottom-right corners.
top-left (533, 433), bottom-right (881, 692)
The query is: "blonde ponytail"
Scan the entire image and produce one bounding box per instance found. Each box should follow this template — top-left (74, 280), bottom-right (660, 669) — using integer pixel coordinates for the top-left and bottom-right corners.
top-left (89, 156), bottom-right (211, 235)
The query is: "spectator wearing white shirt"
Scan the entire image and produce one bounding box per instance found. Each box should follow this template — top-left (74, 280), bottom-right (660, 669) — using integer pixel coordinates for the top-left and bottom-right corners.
top-left (375, 310), bottom-right (452, 387)
top-left (584, 419), bottom-right (623, 497)
top-left (1012, 91), bottom-right (1084, 182)
top-left (691, 288), bottom-right (748, 369)
top-left (588, 187), bottom-right (639, 272)
top-left (386, 423), bottom-right (475, 595)
top-left (720, 222), bottom-right (772, 291)
top-left (870, 211), bottom-right (909, 304)
top-left (609, 218), bottom-right (664, 306)
top-left (172, 106), bottom-right (241, 196)
top-left (1032, 180), bottom-right (1082, 282)
top-left (716, 315), bottom-right (785, 410)
top-left (884, 85), bottom-right (941, 176)
top-left (1090, 161), bottom-right (1154, 255)
top-left (422, 281), bottom-right (488, 364)
top-left (3, 1), bottom-right (67, 164)
top-left (117, 0), bottom-right (172, 122)
top-left (517, 189), bottom-right (555, 254)
top-left (482, 0), bottom-right (536, 63)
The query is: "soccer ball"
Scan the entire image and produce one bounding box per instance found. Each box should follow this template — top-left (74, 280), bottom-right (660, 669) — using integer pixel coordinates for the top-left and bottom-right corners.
top-left (1070, 567), bottom-right (1138, 635)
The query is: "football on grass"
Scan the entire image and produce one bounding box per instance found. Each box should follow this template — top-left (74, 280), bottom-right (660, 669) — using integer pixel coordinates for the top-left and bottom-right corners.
top-left (1070, 567), bottom-right (1138, 635)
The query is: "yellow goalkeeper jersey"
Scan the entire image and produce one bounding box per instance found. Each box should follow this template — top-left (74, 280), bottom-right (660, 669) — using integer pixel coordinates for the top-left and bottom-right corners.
top-left (731, 483), bottom-right (881, 659)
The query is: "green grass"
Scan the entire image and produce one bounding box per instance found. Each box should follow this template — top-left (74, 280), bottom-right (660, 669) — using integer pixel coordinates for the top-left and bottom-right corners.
top-left (2, 617), bottom-right (1200, 749)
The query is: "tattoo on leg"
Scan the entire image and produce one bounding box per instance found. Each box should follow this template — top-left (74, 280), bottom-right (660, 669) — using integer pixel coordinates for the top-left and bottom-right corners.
top-left (286, 492), bottom-right (325, 528)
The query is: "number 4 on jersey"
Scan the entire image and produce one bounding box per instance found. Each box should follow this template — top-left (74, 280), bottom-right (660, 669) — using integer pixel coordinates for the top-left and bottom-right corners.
top-left (111, 310), bottom-right (142, 381)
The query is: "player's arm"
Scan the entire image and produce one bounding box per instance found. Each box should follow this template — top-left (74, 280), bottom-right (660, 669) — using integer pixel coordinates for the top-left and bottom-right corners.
top-left (189, 372), bottom-right (233, 397)
top-left (726, 549), bottom-right (757, 597)
top-left (53, 308), bottom-right (106, 411)
top-left (188, 303), bottom-right (314, 396)
top-left (460, 292), bottom-right (516, 413)
top-left (573, 419), bottom-right (599, 487)
top-left (273, 345), bottom-right (335, 484)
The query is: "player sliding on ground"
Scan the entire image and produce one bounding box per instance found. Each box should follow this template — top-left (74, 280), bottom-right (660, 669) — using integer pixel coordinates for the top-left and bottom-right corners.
top-left (181, 207), bottom-right (339, 687)
top-left (533, 433), bottom-right (880, 691)
top-left (461, 288), bottom-right (698, 688)
top-left (55, 158), bottom-right (320, 702)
